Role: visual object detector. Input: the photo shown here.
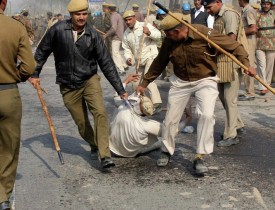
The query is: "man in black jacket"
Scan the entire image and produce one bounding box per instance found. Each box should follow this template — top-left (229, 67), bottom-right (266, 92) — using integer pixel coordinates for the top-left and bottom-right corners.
top-left (191, 0), bottom-right (214, 28)
top-left (29, 0), bottom-right (128, 169)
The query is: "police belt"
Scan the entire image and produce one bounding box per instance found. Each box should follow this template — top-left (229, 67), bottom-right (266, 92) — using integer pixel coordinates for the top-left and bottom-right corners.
top-left (0, 83), bottom-right (18, 91)
top-left (258, 26), bottom-right (275, 31)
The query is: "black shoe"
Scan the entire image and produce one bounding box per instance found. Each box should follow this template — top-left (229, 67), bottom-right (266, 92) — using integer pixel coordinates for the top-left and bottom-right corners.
top-left (238, 95), bottom-right (255, 101)
top-left (193, 158), bottom-right (208, 175)
top-left (217, 136), bottom-right (239, 147)
top-left (101, 157), bottom-right (115, 169)
top-left (0, 201), bottom-right (10, 210)
top-left (157, 151), bottom-right (171, 167)
top-left (237, 127), bottom-right (246, 135)
top-left (90, 149), bottom-right (98, 160)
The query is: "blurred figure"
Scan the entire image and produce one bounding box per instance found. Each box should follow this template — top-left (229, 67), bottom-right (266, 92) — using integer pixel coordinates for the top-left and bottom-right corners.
top-left (104, 4), bottom-right (127, 75)
top-left (21, 9), bottom-right (35, 45)
top-left (182, 3), bottom-right (191, 23)
top-left (145, 8), bottom-right (156, 25)
top-left (56, 13), bottom-right (64, 22)
top-left (256, 0), bottom-right (275, 95)
top-left (238, 0), bottom-right (257, 101)
top-left (132, 4), bottom-right (144, 22)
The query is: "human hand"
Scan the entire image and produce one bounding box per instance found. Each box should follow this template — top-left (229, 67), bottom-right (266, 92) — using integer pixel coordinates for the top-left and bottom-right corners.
top-left (124, 74), bottom-right (140, 84)
top-left (28, 77), bottom-right (40, 89)
top-left (143, 26), bottom-right (151, 36)
top-left (245, 66), bottom-right (256, 77)
top-left (136, 86), bottom-right (146, 95)
top-left (120, 92), bottom-right (128, 100)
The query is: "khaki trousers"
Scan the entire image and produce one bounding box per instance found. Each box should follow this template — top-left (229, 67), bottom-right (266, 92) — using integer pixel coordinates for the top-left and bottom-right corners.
top-left (0, 89), bottom-right (22, 203)
top-left (218, 70), bottom-right (244, 139)
top-left (256, 49), bottom-right (275, 90)
top-left (111, 40), bottom-right (126, 73)
top-left (132, 58), bottom-right (162, 104)
top-left (161, 75), bottom-right (219, 155)
top-left (60, 74), bottom-right (111, 158)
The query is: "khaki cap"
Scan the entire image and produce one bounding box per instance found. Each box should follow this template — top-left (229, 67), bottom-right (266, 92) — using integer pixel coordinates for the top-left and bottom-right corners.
top-left (132, 4), bottom-right (139, 8)
top-left (123, 10), bottom-right (135, 19)
top-left (252, 4), bottom-right (261, 9)
top-left (102, 2), bottom-right (110, 7)
top-left (67, 0), bottom-right (88, 12)
top-left (109, 3), bottom-right (117, 8)
top-left (160, 13), bottom-right (190, 31)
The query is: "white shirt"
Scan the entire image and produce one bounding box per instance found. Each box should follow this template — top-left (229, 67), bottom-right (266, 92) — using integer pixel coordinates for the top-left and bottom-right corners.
top-left (194, 6), bottom-right (214, 29)
top-left (110, 85), bottom-right (161, 157)
top-left (122, 21), bottom-right (161, 66)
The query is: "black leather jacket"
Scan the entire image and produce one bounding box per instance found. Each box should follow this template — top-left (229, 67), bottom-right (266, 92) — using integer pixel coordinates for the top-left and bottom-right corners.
top-left (33, 19), bottom-right (125, 95)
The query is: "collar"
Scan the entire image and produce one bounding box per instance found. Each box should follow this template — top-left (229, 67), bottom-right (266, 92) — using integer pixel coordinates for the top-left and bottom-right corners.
top-left (195, 6), bottom-right (205, 13)
top-left (64, 19), bottom-right (90, 35)
top-left (132, 20), bottom-right (141, 31)
top-left (217, 4), bottom-right (227, 18)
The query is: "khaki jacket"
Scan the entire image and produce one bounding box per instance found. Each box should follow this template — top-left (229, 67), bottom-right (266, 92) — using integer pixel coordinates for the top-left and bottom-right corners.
top-left (0, 9), bottom-right (36, 83)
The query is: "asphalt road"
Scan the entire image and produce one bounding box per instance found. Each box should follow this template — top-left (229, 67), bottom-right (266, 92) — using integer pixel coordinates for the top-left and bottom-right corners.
top-left (14, 55), bottom-right (275, 209)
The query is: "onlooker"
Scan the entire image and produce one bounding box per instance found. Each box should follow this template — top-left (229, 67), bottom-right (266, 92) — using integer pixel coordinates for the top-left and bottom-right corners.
top-left (104, 4), bottom-right (127, 75)
top-left (132, 4), bottom-right (145, 22)
top-left (238, 0), bottom-right (257, 101)
top-left (0, 0), bottom-right (36, 208)
top-left (256, 0), bottom-right (275, 95)
top-left (191, 0), bottom-right (214, 28)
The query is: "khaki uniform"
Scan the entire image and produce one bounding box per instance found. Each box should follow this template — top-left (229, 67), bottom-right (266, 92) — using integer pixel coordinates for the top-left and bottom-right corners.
top-left (213, 5), bottom-right (245, 139)
top-left (141, 25), bottom-right (250, 155)
top-left (0, 9), bottom-right (36, 203)
top-left (22, 16), bottom-right (35, 43)
top-left (241, 4), bottom-right (257, 96)
top-left (103, 12), bottom-right (112, 52)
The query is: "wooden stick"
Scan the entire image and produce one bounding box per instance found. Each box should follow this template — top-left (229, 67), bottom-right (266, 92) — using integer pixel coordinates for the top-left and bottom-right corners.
top-left (93, 27), bottom-right (106, 35)
top-left (136, 0), bottom-right (153, 74)
top-left (153, 1), bottom-right (275, 95)
top-left (36, 83), bottom-right (64, 165)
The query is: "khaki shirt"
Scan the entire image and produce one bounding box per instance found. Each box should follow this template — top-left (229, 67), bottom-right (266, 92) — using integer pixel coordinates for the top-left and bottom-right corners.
top-left (22, 16), bottom-right (35, 39)
top-left (105, 12), bottom-right (124, 41)
top-left (122, 21), bottom-right (161, 65)
top-left (140, 24), bottom-right (249, 87)
top-left (242, 4), bottom-right (257, 67)
top-left (0, 9), bottom-right (36, 83)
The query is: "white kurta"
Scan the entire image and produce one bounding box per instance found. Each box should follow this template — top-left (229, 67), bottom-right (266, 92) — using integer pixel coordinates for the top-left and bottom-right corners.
top-left (109, 97), bottom-right (161, 157)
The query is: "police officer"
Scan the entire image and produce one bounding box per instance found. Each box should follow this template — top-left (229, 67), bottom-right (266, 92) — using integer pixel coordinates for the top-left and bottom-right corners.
top-left (136, 13), bottom-right (256, 174)
top-left (21, 8), bottom-right (35, 44)
top-left (204, 0), bottom-right (248, 147)
top-left (0, 0), bottom-right (36, 209)
top-left (29, 0), bottom-right (127, 169)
